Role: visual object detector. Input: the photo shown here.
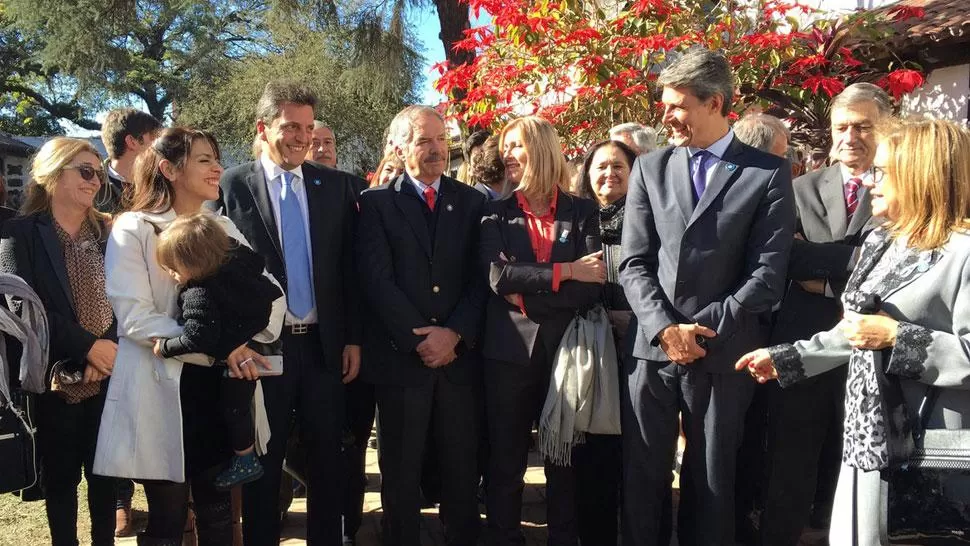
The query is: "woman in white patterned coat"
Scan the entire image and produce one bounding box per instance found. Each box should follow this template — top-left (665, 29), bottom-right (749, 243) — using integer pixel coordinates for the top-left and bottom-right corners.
top-left (737, 118), bottom-right (970, 546)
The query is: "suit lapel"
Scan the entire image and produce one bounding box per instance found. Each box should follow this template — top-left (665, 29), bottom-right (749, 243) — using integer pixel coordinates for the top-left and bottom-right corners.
top-left (432, 178), bottom-right (458, 258)
top-left (550, 190), bottom-right (576, 263)
top-left (302, 165), bottom-right (331, 278)
top-left (846, 184), bottom-right (873, 238)
top-left (688, 137), bottom-right (743, 228)
top-left (36, 214), bottom-right (76, 317)
top-left (246, 163), bottom-right (283, 261)
top-left (819, 166), bottom-right (849, 240)
top-left (392, 175), bottom-right (433, 257)
top-left (668, 147), bottom-right (693, 227)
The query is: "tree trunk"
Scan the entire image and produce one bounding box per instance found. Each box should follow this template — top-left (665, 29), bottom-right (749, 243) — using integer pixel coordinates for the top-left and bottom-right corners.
top-left (433, 0), bottom-right (474, 72)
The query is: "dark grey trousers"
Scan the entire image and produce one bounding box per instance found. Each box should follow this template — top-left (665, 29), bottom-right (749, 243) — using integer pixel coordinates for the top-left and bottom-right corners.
top-left (621, 359), bottom-right (755, 546)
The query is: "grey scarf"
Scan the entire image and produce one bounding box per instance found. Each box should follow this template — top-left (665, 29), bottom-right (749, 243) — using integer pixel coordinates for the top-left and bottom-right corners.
top-left (0, 273), bottom-right (50, 401)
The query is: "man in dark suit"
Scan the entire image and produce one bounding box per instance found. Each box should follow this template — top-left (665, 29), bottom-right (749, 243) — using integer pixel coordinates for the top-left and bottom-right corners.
top-left (760, 83), bottom-right (891, 545)
top-left (216, 81), bottom-right (362, 546)
top-left (357, 105), bottom-right (486, 546)
top-left (96, 108), bottom-right (161, 216)
top-left (618, 49), bottom-right (795, 546)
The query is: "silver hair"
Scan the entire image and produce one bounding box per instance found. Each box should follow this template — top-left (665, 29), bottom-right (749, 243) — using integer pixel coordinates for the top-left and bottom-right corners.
top-left (389, 105), bottom-right (446, 150)
top-left (313, 120), bottom-right (332, 131)
top-left (734, 113), bottom-right (789, 154)
top-left (609, 123), bottom-right (658, 153)
top-left (830, 82), bottom-right (892, 118)
top-left (657, 48), bottom-right (734, 116)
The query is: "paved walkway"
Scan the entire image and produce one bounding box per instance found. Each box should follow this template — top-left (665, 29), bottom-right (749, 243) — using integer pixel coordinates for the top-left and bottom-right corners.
top-left (114, 440), bottom-right (857, 546)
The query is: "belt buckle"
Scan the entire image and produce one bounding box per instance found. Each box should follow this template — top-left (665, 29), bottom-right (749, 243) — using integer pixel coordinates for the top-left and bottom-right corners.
top-left (291, 323), bottom-right (308, 335)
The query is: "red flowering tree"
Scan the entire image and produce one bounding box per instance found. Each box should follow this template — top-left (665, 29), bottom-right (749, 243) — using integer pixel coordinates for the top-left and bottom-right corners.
top-left (435, 0), bottom-right (926, 156)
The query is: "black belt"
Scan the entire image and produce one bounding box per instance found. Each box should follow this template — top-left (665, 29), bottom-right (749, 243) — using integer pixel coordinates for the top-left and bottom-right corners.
top-left (283, 323), bottom-right (319, 336)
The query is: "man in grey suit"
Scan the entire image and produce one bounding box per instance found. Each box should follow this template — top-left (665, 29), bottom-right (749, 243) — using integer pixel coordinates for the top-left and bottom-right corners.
top-left (619, 49), bottom-right (795, 546)
top-left (760, 83), bottom-right (891, 545)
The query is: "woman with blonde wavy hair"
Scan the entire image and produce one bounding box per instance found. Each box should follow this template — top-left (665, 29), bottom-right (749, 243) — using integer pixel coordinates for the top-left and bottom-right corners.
top-left (738, 118), bottom-right (970, 545)
top-left (479, 116), bottom-right (607, 545)
top-left (1, 137), bottom-right (118, 545)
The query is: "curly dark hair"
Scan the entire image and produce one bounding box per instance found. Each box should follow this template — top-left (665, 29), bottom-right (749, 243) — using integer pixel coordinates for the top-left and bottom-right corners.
top-left (468, 135), bottom-right (505, 189)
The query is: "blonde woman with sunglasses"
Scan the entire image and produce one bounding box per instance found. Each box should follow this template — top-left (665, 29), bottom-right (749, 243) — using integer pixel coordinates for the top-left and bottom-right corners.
top-left (0, 137), bottom-right (118, 546)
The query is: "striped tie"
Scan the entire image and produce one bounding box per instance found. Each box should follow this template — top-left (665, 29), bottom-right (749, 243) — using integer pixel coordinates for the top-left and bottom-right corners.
top-left (845, 177), bottom-right (861, 217)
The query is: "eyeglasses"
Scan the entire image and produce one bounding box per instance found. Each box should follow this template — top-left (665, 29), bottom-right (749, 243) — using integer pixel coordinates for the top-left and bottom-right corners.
top-left (63, 164), bottom-right (104, 182)
top-left (872, 166), bottom-right (887, 185)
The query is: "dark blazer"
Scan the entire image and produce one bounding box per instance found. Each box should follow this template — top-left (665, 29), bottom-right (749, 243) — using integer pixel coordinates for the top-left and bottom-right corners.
top-left (94, 162), bottom-right (126, 215)
top-left (357, 174), bottom-right (487, 386)
top-left (480, 189), bottom-right (602, 366)
top-left (0, 212), bottom-right (117, 373)
top-left (214, 160), bottom-right (362, 367)
top-left (619, 136), bottom-right (795, 372)
top-left (771, 164), bottom-right (877, 344)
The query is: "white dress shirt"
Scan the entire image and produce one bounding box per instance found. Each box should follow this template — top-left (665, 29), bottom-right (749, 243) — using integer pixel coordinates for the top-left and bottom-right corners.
top-left (260, 154), bottom-right (317, 324)
top-left (687, 129), bottom-right (736, 187)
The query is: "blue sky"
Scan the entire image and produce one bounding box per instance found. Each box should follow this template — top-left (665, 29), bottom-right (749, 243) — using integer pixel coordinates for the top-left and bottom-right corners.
top-left (411, 5), bottom-right (490, 105)
top-left (411, 5), bottom-right (448, 105)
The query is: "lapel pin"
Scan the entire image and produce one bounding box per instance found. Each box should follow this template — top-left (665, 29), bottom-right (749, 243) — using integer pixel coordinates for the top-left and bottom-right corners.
top-left (726, 164), bottom-right (737, 172)
top-left (446, 204), bottom-right (454, 212)
top-left (313, 179), bottom-right (321, 186)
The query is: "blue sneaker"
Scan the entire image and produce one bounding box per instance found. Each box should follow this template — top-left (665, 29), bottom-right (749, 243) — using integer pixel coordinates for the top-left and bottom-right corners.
top-left (214, 451), bottom-right (264, 490)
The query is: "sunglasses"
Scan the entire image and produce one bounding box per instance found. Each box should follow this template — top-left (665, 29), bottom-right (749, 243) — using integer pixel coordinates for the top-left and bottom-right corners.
top-left (63, 164), bottom-right (104, 182)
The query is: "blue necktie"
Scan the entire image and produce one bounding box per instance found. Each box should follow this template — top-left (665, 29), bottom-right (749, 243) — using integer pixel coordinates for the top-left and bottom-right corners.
top-left (691, 149), bottom-right (712, 202)
top-left (280, 172), bottom-right (313, 318)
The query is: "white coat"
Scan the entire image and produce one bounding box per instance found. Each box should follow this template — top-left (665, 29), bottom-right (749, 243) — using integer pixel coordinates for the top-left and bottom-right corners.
top-left (93, 209), bottom-right (285, 482)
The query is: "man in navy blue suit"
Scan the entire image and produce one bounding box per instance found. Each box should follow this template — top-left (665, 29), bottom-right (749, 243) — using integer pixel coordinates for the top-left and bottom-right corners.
top-left (619, 49), bottom-right (795, 546)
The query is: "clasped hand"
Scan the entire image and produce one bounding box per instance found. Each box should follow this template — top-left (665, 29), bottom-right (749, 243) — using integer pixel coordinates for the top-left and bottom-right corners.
top-left (83, 339), bottom-right (117, 383)
top-left (413, 326), bottom-right (459, 368)
top-left (659, 323), bottom-right (716, 365)
top-left (841, 311), bottom-right (898, 350)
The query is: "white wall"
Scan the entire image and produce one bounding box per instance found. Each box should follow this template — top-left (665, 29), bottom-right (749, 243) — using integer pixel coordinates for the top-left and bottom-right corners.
top-left (902, 64), bottom-right (970, 123)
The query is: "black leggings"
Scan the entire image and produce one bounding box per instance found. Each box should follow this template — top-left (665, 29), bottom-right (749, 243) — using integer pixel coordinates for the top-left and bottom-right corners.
top-left (139, 464), bottom-right (232, 545)
top-left (220, 376), bottom-right (256, 452)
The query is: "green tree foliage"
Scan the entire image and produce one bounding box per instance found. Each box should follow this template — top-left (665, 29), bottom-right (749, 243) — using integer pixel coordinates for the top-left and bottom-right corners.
top-left (177, 6), bottom-right (424, 174)
top-left (5, 0), bottom-right (270, 121)
top-left (0, 7), bottom-right (93, 134)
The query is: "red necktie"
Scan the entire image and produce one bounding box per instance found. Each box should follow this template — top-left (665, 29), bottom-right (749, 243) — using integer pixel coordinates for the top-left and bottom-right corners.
top-left (845, 177), bottom-right (861, 216)
top-left (423, 186), bottom-right (436, 210)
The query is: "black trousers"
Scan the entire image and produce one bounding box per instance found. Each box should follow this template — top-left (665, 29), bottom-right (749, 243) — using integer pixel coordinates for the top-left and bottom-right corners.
top-left (220, 375), bottom-right (256, 452)
top-left (760, 366), bottom-right (846, 546)
top-left (140, 364), bottom-right (233, 545)
top-left (342, 376), bottom-right (376, 540)
top-left (35, 390), bottom-right (115, 546)
top-left (734, 381), bottom-right (772, 541)
top-left (242, 327), bottom-right (344, 546)
top-left (140, 465), bottom-right (232, 545)
top-left (621, 360), bottom-right (755, 546)
top-left (485, 350), bottom-right (587, 546)
top-left (574, 433), bottom-right (621, 545)
top-left (376, 370), bottom-right (481, 546)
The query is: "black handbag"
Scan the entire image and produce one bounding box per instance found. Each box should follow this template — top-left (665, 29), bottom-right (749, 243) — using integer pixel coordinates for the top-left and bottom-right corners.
top-left (905, 386), bottom-right (970, 471)
top-left (0, 388), bottom-right (39, 496)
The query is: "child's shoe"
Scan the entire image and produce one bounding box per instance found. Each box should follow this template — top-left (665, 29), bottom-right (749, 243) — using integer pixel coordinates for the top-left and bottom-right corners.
top-left (214, 451), bottom-right (264, 490)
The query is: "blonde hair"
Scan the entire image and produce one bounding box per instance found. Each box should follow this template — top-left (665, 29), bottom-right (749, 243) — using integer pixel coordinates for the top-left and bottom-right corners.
top-left (880, 118), bottom-right (970, 250)
top-left (21, 137), bottom-right (109, 235)
top-left (156, 212), bottom-right (231, 281)
top-left (499, 116), bottom-right (569, 200)
top-left (370, 150), bottom-right (405, 188)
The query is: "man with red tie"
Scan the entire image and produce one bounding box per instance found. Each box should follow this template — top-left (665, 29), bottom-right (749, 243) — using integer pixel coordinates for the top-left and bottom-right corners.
top-left (356, 105), bottom-right (487, 546)
top-left (761, 82), bottom-right (892, 545)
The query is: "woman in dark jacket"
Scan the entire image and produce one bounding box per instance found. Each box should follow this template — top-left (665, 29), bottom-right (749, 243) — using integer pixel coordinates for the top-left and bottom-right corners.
top-left (0, 137), bottom-right (118, 546)
top-left (572, 138), bottom-right (638, 545)
top-left (480, 116), bottom-right (606, 546)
